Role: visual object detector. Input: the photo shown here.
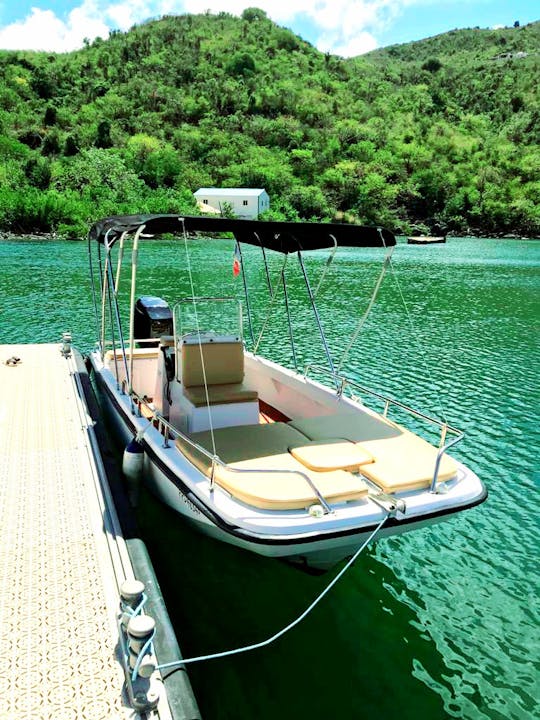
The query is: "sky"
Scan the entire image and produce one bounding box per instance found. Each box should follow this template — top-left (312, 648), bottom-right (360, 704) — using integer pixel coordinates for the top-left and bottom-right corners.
top-left (0, 0), bottom-right (537, 57)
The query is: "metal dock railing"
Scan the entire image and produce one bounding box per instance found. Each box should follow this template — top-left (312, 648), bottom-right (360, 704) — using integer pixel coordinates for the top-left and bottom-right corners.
top-left (0, 342), bottom-right (198, 720)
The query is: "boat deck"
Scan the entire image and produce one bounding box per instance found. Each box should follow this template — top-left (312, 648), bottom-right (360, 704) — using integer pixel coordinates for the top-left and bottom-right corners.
top-left (0, 343), bottom-right (167, 719)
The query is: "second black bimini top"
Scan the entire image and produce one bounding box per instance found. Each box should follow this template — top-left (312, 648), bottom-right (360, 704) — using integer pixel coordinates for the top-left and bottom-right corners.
top-left (89, 214), bottom-right (396, 254)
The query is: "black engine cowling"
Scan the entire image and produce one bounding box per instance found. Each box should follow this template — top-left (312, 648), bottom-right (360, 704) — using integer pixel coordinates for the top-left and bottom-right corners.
top-left (134, 296), bottom-right (173, 346)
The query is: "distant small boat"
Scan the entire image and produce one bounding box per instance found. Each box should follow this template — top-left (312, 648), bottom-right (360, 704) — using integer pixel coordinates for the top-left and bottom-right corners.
top-left (407, 236), bottom-right (446, 244)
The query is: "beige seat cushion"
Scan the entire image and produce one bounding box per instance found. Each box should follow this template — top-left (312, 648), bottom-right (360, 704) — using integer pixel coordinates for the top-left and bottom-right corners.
top-left (182, 422), bottom-right (308, 464)
top-left (359, 431), bottom-right (458, 492)
top-left (138, 402), bottom-right (155, 420)
top-left (289, 439), bottom-right (374, 472)
top-left (175, 422), bottom-right (368, 510)
top-left (289, 411), bottom-right (402, 443)
top-left (212, 454), bottom-right (368, 510)
top-left (183, 383), bottom-right (258, 407)
top-left (289, 412), bottom-right (457, 493)
top-left (105, 347), bottom-right (159, 361)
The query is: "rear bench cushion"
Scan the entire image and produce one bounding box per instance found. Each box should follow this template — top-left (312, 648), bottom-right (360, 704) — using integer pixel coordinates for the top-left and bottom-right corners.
top-left (359, 431), bottom-right (458, 492)
top-left (289, 412), bottom-right (457, 493)
top-left (175, 422), bottom-right (368, 510)
top-left (289, 410), bottom-right (402, 443)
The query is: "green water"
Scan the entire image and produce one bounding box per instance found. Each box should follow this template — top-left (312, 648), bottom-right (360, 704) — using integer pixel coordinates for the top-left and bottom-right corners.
top-left (0, 236), bottom-right (538, 719)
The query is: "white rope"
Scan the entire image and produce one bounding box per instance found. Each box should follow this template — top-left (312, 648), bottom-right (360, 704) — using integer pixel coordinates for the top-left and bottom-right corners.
top-left (156, 512), bottom-right (389, 669)
top-left (386, 254), bottom-right (448, 424)
top-left (253, 254), bottom-right (289, 354)
top-left (338, 246), bottom-right (394, 372)
top-left (135, 423), bottom-right (151, 443)
top-left (313, 235), bottom-right (338, 298)
top-left (336, 231), bottom-right (448, 425)
top-left (179, 218), bottom-right (217, 458)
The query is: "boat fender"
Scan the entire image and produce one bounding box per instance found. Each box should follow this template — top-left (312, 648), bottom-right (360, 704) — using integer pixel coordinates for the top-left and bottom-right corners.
top-left (123, 438), bottom-right (144, 505)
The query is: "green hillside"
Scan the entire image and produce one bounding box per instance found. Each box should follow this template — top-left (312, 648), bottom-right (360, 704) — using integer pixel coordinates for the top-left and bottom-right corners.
top-left (0, 10), bottom-right (538, 238)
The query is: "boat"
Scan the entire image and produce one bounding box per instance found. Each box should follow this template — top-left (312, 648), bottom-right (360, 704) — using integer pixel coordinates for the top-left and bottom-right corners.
top-left (407, 236), bottom-right (446, 244)
top-left (87, 214), bottom-right (486, 571)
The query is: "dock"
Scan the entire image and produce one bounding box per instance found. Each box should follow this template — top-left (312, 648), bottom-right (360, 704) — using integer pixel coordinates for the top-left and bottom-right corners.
top-left (0, 342), bottom-right (197, 719)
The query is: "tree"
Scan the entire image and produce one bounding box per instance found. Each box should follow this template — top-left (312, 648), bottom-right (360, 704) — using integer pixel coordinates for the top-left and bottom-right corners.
top-left (288, 185), bottom-right (330, 219)
top-left (64, 135), bottom-right (78, 156)
top-left (25, 156), bottom-right (51, 189)
top-left (43, 105), bottom-right (57, 125)
top-left (422, 58), bottom-right (442, 73)
top-left (54, 148), bottom-right (145, 207)
top-left (96, 120), bottom-right (112, 148)
top-left (226, 52), bottom-right (256, 77)
top-left (42, 131), bottom-right (60, 156)
top-left (242, 8), bottom-right (267, 22)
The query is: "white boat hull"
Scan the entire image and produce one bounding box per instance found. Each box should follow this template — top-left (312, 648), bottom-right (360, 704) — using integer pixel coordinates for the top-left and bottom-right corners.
top-left (91, 353), bottom-right (487, 572)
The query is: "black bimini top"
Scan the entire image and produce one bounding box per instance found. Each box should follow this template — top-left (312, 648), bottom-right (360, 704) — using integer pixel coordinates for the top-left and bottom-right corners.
top-left (89, 214), bottom-right (396, 254)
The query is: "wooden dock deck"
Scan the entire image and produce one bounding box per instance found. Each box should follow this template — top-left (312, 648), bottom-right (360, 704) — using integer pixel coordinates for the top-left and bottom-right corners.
top-left (0, 343), bottom-right (171, 719)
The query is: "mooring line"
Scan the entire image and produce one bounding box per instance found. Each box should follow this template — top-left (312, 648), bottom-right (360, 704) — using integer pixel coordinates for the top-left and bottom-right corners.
top-left (154, 513), bottom-right (389, 669)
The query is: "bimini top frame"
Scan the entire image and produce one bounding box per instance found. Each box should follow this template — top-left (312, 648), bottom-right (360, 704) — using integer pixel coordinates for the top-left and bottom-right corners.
top-left (89, 214), bottom-right (396, 253)
top-left (88, 214), bottom-right (396, 397)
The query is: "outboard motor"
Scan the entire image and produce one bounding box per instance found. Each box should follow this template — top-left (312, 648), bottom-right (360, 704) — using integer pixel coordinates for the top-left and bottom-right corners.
top-left (134, 296), bottom-right (173, 347)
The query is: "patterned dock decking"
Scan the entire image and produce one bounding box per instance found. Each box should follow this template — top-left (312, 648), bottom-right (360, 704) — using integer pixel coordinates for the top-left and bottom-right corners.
top-left (0, 343), bottom-right (162, 719)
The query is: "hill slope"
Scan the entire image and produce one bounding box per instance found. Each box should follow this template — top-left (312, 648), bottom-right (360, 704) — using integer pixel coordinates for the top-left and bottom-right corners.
top-left (0, 11), bottom-right (538, 237)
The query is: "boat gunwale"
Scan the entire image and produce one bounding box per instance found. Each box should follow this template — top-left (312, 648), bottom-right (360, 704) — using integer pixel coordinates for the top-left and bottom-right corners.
top-left (91, 355), bottom-right (488, 549)
top-left (103, 345), bottom-right (463, 501)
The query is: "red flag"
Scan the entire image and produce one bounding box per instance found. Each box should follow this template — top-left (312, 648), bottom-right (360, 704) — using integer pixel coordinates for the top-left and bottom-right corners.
top-left (232, 242), bottom-right (241, 277)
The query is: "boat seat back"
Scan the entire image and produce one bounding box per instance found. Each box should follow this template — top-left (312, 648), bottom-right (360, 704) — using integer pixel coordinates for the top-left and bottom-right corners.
top-left (169, 338), bottom-right (259, 431)
top-left (181, 340), bottom-right (244, 387)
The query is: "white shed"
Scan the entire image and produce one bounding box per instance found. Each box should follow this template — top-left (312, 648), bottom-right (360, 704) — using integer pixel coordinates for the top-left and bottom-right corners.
top-left (194, 188), bottom-right (270, 219)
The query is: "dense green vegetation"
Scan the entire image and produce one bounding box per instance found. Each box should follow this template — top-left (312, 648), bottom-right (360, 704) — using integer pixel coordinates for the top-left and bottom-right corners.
top-left (0, 10), bottom-right (538, 238)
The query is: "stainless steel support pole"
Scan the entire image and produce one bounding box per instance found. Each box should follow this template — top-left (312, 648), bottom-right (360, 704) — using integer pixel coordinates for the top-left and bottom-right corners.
top-left (255, 232), bottom-right (273, 297)
top-left (115, 231), bottom-right (127, 295)
top-left (128, 225), bottom-right (146, 394)
top-left (297, 251), bottom-right (337, 380)
top-left (281, 267), bottom-right (298, 370)
top-left (87, 236), bottom-right (102, 356)
top-left (105, 261), bottom-right (120, 387)
top-left (237, 242), bottom-right (255, 346)
top-left (106, 246), bottom-right (130, 393)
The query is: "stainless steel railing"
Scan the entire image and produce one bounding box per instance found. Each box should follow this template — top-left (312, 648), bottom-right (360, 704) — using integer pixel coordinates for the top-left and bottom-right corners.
top-left (130, 391), bottom-right (333, 513)
top-left (303, 364), bottom-right (464, 492)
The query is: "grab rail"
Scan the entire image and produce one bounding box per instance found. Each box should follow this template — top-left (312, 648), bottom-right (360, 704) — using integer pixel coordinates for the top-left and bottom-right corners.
top-left (303, 364), bottom-right (464, 492)
top-left (130, 391), bottom-right (333, 513)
